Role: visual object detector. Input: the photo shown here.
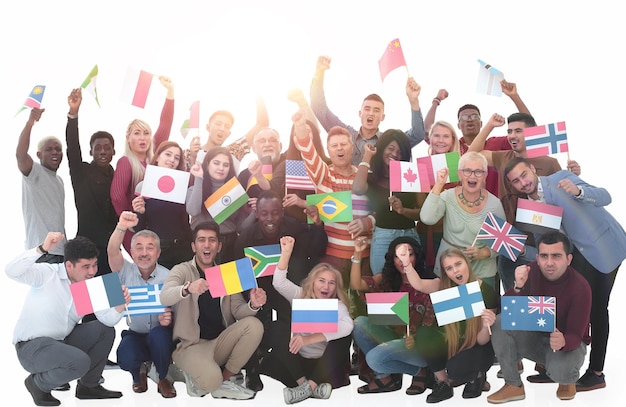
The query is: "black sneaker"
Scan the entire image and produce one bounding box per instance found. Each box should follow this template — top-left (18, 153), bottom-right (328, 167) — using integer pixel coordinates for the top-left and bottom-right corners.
top-left (462, 373), bottom-right (486, 399)
top-left (426, 381), bottom-right (453, 403)
top-left (25, 375), bottom-right (60, 406)
top-left (576, 369), bottom-right (606, 391)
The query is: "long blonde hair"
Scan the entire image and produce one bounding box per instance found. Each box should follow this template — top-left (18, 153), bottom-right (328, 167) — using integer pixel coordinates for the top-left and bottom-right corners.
top-left (438, 248), bottom-right (483, 358)
top-left (124, 119), bottom-right (154, 191)
top-left (299, 263), bottom-right (350, 308)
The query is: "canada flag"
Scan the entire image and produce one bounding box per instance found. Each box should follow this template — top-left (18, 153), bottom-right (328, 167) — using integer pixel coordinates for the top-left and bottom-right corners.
top-left (139, 165), bottom-right (190, 204)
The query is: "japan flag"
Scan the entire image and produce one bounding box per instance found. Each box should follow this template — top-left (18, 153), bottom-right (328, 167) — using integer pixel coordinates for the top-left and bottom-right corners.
top-left (139, 165), bottom-right (190, 204)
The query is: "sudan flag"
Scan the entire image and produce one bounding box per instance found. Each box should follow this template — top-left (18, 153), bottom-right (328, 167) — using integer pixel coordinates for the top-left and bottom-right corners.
top-left (366, 292), bottom-right (409, 325)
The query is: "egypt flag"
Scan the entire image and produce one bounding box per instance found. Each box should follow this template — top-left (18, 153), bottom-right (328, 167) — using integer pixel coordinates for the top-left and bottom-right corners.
top-left (306, 191), bottom-right (352, 223)
top-left (389, 160), bottom-right (430, 192)
top-left (121, 67), bottom-right (154, 108)
top-left (140, 165), bottom-right (190, 204)
top-left (70, 273), bottom-right (125, 317)
top-left (524, 122), bottom-right (568, 158)
top-left (205, 257), bottom-right (257, 297)
top-left (416, 151), bottom-right (461, 186)
top-left (515, 198), bottom-right (563, 234)
top-left (292, 298), bottom-right (339, 333)
top-left (204, 177), bottom-right (249, 224)
top-left (244, 244), bottom-right (281, 278)
top-left (366, 292), bottom-right (409, 325)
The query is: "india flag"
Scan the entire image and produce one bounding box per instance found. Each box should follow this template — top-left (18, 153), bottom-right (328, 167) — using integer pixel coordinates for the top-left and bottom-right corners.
top-left (416, 151), bottom-right (461, 186)
top-left (121, 67), bottom-right (154, 108)
top-left (292, 298), bottom-right (339, 333)
top-left (204, 177), bottom-right (249, 224)
top-left (366, 292), bottom-right (409, 325)
top-left (389, 160), bottom-right (430, 192)
top-left (70, 273), bottom-right (125, 317)
top-left (206, 257), bottom-right (257, 297)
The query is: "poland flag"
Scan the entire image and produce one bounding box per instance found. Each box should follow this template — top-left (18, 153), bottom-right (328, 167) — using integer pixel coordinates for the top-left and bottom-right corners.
top-left (120, 67), bottom-right (154, 108)
top-left (140, 165), bottom-right (190, 204)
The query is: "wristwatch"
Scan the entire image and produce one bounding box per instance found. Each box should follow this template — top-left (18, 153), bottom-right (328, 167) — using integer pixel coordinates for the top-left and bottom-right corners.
top-left (183, 281), bottom-right (191, 296)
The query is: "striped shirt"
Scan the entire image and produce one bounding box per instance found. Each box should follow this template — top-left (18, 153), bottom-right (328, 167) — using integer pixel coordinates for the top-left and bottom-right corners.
top-left (296, 135), bottom-right (372, 259)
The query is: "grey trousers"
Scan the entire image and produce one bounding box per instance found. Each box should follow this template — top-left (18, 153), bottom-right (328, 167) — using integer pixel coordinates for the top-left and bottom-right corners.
top-left (491, 314), bottom-right (586, 386)
top-left (16, 320), bottom-right (115, 392)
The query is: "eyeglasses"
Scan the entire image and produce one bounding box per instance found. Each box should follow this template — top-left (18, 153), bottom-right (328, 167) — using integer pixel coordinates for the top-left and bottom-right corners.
top-left (459, 114), bottom-right (481, 122)
top-left (460, 168), bottom-right (486, 177)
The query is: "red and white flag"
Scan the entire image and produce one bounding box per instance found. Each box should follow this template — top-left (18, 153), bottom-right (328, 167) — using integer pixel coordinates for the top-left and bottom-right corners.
top-left (140, 165), bottom-right (190, 204)
top-left (389, 160), bottom-right (430, 192)
top-left (524, 122), bottom-right (568, 158)
top-left (121, 67), bottom-right (154, 108)
top-left (515, 198), bottom-right (563, 233)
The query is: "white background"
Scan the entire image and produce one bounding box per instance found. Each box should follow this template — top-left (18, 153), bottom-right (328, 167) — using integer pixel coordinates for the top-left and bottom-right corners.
top-left (1, 1), bottom-right (624, 405)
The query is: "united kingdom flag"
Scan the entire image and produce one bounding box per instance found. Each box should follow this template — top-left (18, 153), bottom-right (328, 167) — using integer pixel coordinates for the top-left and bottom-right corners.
top-left (475, 212), bottom-right (527, 261)
top-left (524, 121), bottom-right (568, 158)
top-left (528, 296), bottom-right (556, 315)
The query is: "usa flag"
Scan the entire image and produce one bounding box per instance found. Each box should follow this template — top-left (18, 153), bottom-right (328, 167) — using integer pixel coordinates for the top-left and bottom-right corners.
top-left (501, 296), bottom-right (556, 332)
top-left (475, 212), bottom-right (527, 261)
top-left (524, 121), bottom-right (568, 158)
top-left (285, 160), bottom-right (316, 191)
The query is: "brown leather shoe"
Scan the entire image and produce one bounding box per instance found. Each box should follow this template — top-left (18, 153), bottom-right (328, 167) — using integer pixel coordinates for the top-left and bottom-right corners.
top-left (556, 384), bottom-right (576, 400)
top-left (132, 372), bottom-right (148, 393)
top-left (158, 379), bottom-right (177, 398)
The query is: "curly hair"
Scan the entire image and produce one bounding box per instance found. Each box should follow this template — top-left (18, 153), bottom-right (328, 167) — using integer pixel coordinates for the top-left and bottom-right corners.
top-left (381, 236), bottom-right (426, 291)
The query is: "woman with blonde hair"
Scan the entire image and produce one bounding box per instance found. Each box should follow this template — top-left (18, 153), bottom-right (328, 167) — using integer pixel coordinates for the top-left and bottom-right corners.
top-left (401, 247), bottom-right (496, 402)
top-left (111, 76), bottom-right (175, 252)
top-left (263, 236), bottom-right (354, 404)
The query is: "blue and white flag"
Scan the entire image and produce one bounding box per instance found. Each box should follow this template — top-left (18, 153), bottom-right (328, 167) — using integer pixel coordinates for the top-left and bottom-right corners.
top-left (430, 281), bottom-right (485, 326)
top-left (123, 284), bottom-right (166, 316)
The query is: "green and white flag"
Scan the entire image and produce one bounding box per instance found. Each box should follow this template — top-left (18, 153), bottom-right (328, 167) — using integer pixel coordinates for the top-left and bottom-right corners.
top-left (81, 64), bottom-right (100, 107)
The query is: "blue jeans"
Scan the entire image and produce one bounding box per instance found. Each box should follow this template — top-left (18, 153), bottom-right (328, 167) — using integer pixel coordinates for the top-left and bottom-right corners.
top-left (370, 227), bottom-right (420, 275)
top-left (352, 316), bottom-right (427, 378)
top-left (116, 326), bottom-right (174, 383)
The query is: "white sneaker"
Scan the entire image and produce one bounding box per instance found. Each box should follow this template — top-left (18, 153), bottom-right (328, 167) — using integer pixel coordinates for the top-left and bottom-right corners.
top-left (230, 372), bottom-right (245, 386)
top-left (212, 379), bottom-right (256, 400)
top-left (178, 368), bottom-right (208, 397)
top-left (284, 381), bottom-right (312, 404)
top-left (312, 382), bottom-right (332, 399)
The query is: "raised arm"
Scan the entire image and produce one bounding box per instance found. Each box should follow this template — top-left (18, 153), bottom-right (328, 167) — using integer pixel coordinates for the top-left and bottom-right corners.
top-left (66, 88), bottom-right (83, 168)
top-left (108, 211), bottom-right (138, 272)
top-left (152, 76), bottom-right (175, 151)
top-left (424, 89), bottom-right (449, 137)
top-left (242, 94), bottom-right (270, 147)
top-left (16, 108), bottom-right (45, 176)
top-left (467, 113), bottom-right (506, 166)
top-left (288, 88), bottom-right (320, 133)
top-left (500, 80), bottom-right (531, 116)
top-left (310, 55), bottom-right (350, 132)
top-left (349, 236), bottom-right (379, 291)
top-left (405, 77), bottom-right (426, 148)
top-left (352, 143), bottom-right (375, 195)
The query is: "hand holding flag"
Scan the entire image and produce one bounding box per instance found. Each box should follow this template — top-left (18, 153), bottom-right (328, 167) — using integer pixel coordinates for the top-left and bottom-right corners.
top-left (16, 85), bottom-right (46, 116)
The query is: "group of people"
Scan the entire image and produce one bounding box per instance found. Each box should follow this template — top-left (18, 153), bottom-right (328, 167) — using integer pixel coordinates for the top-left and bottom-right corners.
top-left (8, 55), bottom-right (625, 406)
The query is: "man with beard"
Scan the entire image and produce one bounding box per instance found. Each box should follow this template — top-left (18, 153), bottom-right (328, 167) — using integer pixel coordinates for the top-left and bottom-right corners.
top-left (160, 221), bottom-right (267, 399)
top-left (16, 107), bottom-right (68, 263)
top-left (503, 157), bottom-right (626, 393)
top-left (233, 190), bottom-right (327, 391)
top-left (237, 127), bottom-right (286, 205)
